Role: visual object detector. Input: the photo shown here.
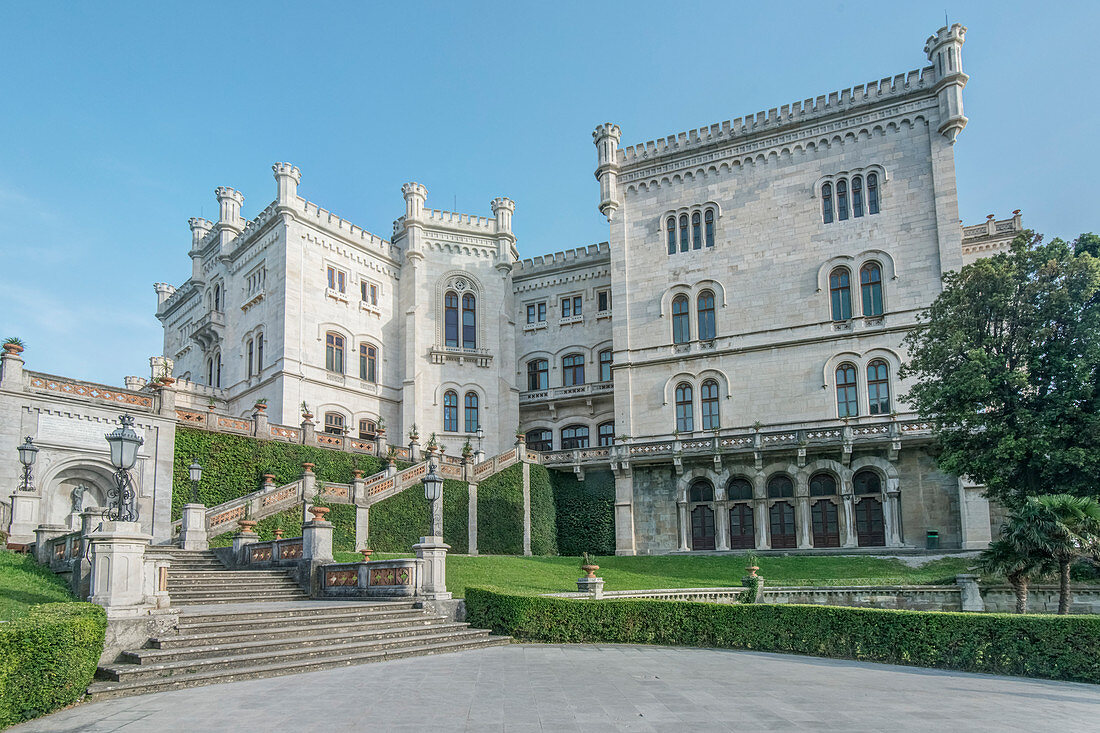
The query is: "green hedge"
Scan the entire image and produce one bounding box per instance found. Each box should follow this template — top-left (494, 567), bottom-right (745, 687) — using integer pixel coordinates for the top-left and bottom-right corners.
top-left (529, 464), bottom-right (557, 556)
top-left (549, 469), bottom-right (615, 555)
top-left (0, 603), bottom-right (106, 727)
top-left (465, 588), bottom-right (1100, 684)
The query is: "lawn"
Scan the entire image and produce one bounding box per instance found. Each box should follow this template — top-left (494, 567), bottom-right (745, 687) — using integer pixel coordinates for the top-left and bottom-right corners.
top-left (0, 550), bottom-right (76, 621)
top-left (332, 552), bottom-right (976, 598)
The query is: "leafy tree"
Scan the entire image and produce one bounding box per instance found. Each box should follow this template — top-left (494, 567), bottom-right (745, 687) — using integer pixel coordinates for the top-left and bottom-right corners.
top-left (977, 538), bottom-right (1052, 614)
top-left (1003, 494), bottom-right (1100, 614)
top-left (901, 232), bottom-right (1100, 506)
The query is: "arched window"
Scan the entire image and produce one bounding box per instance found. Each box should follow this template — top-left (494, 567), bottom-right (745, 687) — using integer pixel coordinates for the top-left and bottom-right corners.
top-left (704, 209), bottom-right (715, 247)
top-left (860, 262), bottom-right (883, 316)
top-left (822, 182), bottom-right (834, 224)
top-left (527, 359), bottom-right (548, 391)
top-left (561, 424), bottom-right (589, 449)
top-left (358, 419), bottom-right (377, 439)
top-left (675, 382), bottom-right (694, 432)
top-left (809, 473), bottom-right (837, 496)
top-left (689, 479), bottom-right (714, 503)
top-left (836, 179), bottom-right (849, 221)
top-left (598, 349), bottom-right (612, 382)
top-left (526, 429), bottom-right (552, 452)
top-left (672, 295), bottom-right (690, 344)
top-left (444, 291), bottom-right (459, 347)
top-left (767, 475), bottom-right (794, 498)
top-left (851, 175), bottom-right (864, 218)
top-left (691, 212), bottom-right (701, 249)
top-left (461, 293), bottom-right (476, 348)
top-left (697, 290), bottom-right (716, 340)
top-left (829, 268), bottom-right (852, 321)
top-left (256, 333), bottom-right (263, 374)
top-left (442, 390), bottom-right (458, 432)
top-left (679, 214), bottom-right (689, 253)
top-left (666, 217), bottom-right (677, 255)
top-left (325, 332), bottom-right (345, 373)
top-left (206, 357), bottom-right (213, 386)
top-left (700, 379), bottom-right (719, 430)
top-left (854, 469), bottom-right (882, 494)
top-left (464, 392), bottom-right (479, 433)
top-left (836, 363), bottom-right (858, 417)
top-left (247, 339), bottom-right (254, 378)
top-left (214, 353), bottom-right (221, 388)
top-left (323, 412), bottom-right (345, 435)
top-left (867, 360), bottom-right (890, 415)
top-left (598, 421), bottom-right (615, 446)
top-left (359, 344), bottom-right (377, 383)
top-left (727, 478), bottom-right (754, 500)
top-left (562, 354), bottom-right (585, 386)
top-left (213, 284), bottom-right (222, 311)
top-left (867, 172), bottom-right (879, 215)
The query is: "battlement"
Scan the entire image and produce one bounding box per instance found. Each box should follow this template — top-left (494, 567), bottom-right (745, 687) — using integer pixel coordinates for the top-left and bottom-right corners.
top-left (296, 197), bottom-right (396, 254)
top-left (515, 241), bottom-right (610, 275)
top-left (962, 211), bottom-right (1023, 242)
top-left (617, 66), bottom-right (935, 167)
top-left (424, 208), bottom-right (495, 230)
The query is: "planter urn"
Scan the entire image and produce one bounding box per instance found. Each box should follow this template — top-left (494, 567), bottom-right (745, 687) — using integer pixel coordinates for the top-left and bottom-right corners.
top-left (581, 564), bottom-right (599, 579)
top-left (238, 519), bottom-right (258, 533)
top-left (360, 548), bottom-right (372, 562)
top-left (746, 565), bottom-right (760, 579)
top-left (308, 506), bottom-right (330, 521)
top-left (274, 529), bottom-right (284, 540)
top-left (3, 343), bottom-right (24, 355)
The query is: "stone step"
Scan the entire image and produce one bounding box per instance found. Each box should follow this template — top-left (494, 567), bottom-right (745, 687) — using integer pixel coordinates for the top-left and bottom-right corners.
top-left (125, 622), bottom-right (471, 664)
top-left (86, 636), bottom-right (510, 700)
top-left (172, 593), bottom-right (309, 605)
top-left (155, 613), bottom-right (445, 648)
top-left (168, 570), bottom-right (291, 578)
top-left (170, 585), bottom-right (305, 597)
top-left (176, 605), bottom-right (422, 632)
top-left (167, 579), bottom-right (301, 591)
top-left (101, 628), bottom-right (496, 681)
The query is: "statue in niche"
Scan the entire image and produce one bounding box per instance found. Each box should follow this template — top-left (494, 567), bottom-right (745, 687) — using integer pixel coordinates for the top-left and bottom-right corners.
top-left (71, 484), bottom-right (87, 514)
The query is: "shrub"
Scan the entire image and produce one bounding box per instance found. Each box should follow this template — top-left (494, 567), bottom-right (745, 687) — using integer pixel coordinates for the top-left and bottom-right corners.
top-left (466, 588), bottom-right (1100, 683)
top-left (0, 603), bottom-right (106, 727)
top-left (549, 469), bottom-right (614, 555)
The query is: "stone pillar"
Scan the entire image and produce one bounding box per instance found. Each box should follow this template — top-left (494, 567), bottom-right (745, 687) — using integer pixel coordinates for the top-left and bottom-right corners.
top-left (143, 547), bottom-right (173, 609)
top-left (577, 576), bottom-right (605, 598)
top-left (7, 490), bottom-right (41, 545)
top-left (614, 472), bottom-right (636, 556)
top-left (413, 536), bottom-right (451, 600)
top-left (840, 493), bottom-right (858, 548)
top-left (300, 463), bottom-right (317, 524)
top-left (409, 438), bottom-right (421, 462)
top-left (795, 497), bottom-right (812, 549)
top-left (885, 479), bottom-right (903, 547)
top-left (88, 521), bottom-right (152, 612)
top-left (522, 461), bottom-right (532, 556)
top-left (0, 346), bottom-right (25, 390)
top-left (303, 519), bottom-right (334, 563)
top-left (73, 508), bottom-right (106, 599)
top-left (958, 478), bottom-right (993, 549)
top-left (677, 501), bottom-right (690, 551)
top-left (252, 406), bottom-right (269, 437)
top-left (468, 482), bottom-right (478, 556)
top-left (715, 502), bottom-right (730, 551)
top-left (956, 574), bottom-right (985, 612)
top-left (754, 499), bottom-right (770, 550)
top-left (375, 430), bottom-right (388, 457)
top-left (232, 527), bottom-right (259, 565)
top-left (355, 505), bottom-right (370, 552)
top-left (157, 381), bottom-right (177, 419)
top-left (301, 417), bottom-right (315, 445)
top-left (179, 503), bottom-right (208, 550)
top-left (386, 460), bottom-right (397, 478)
top-left (34, 524), bottom-right (69, 565)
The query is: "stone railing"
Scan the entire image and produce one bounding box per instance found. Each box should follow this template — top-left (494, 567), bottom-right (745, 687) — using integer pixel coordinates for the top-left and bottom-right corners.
top-left (239, 537), bottom-right (304, 567)
top-left (26, 371), bottom-right (156, 411)
top-left (45, 530), bottom-right (84, 570)
top-left (519, 381), bottom-right (614, 405)
top-left (320, 558), bottom-right (422, 598)
top-left (197, 479), bottom-right (305, 538)
top-left (543, 587), bottom-right (746, 603)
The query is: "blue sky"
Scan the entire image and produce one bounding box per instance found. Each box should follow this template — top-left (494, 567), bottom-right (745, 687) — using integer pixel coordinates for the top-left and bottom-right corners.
top-left (0, 1), bottom-right (1096, 385)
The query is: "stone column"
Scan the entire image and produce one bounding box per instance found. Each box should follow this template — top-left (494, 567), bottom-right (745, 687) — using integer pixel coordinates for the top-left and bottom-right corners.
top-left (956, 574), bottom-right (985, 612)
top-left (179, 504), bottom-right (208, 550)
top-left (300, 518), bottom-right (334, 597)
top-left (252, 406), bottom-right (269, 437)
top-left (375, 429), bottom-right (388, 457)
top-left (885, 479), bottom-right (903, 547)
top-left (468, 482), bottom-right (478, 556)
top-left (355, 505), bottom-right (370, 552)
top-left (840, 493), bottom-right (858, 548)
top-left (300, 417), bottom-right (315, 445)
top-left (795, 497), bottom-right (812, 549)
top-left (754, 499), bottom-right (770, 551)
top-left (157, 381), bottom-right (177, 419)
top-left (413, 536), bottom-right (451, 600)
top-left (34, 524), bottom-right (69, 565)
top-left (73, 508), bottom-right (106, 599)
top-left (715, 502), bottom-right (730, 551)
top-left (88, 521), bottom-right (152, 612)
top-left (522, 460), bottom-right (532, 556)
top-left (143, 547), bottom-right (173, 609)
top-left (300, 463), bottom-right (317, 524)
top-left (232, 526), bottom-right (259, 566)
top-left (614, 471), bottom-right (636, 556)
top-left (958, 478), bottom-right (993, 549)
top-left (0, 346), bottom-right (25, 390)
top-left (7, 490), bottom-right (41, 545)
top-left (409, 437), bottom-right (421, 462)
top-left (677, 501), bottom-right (690, 551)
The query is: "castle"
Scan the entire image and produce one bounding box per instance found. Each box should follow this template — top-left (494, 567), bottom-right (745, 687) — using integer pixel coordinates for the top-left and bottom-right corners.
top-left (153, 23), bottom-right (1021, 555)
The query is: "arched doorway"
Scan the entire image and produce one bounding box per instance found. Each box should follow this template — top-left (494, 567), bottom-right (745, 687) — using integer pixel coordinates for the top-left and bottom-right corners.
top-left (853, 469), bottom-right (886, 547)
top-left (43, 463), bottom-right (114, 530)
top-left (688, 479), bottom-right (715, 551)
top-left (726, 477), bottom-right (755, 549)
top-left (767, 475), bottom-right (797, 549)
top-left (809, 473), bottom-right (841, 548)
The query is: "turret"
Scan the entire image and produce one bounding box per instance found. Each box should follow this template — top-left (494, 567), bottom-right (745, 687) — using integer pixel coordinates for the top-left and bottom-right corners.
top-left (592, 123), bottom-right (622, 222)
top-left (272, 162), bottom-right (301, 206)
top-left (491, 197), bottom-right (514, 235)
top-left (924, 23), bottom-right (968, 143)
top-left (188, 217), bottom-right (213, 281)
top-left (402, 182), bottom-right (427, 221)
top-left (153, 282), bottom-right (176, 308)
top-left (215, 186), bottom-right (245, 230)
top-left (491, 197), bottom-right (517, 270)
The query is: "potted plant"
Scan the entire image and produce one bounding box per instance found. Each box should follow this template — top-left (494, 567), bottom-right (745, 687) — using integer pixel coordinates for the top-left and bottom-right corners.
top-left (308, 494), bottom-right (331, 521)
top-left (580, 552), bottom-right (599, 579)
top-left (408, 423), bottom-right (419, 442)
top-left (387, 446), bottom-right (397, 467)
top-left (273, 514), bottom-right (285, 540)
top-left (207, 397), bottom-right (217, 412)
top-left (238, 505), bottom-right (257, 533)
top-left (300, 401), bottom-right (313, 420)
top-left (462, 438), bottom-right (473, 458)
top-left (426, 432), bottom-right (440, 454)
top-left (253, 397), bottom-right (268, 411)
top-left (376, 416), bottom-right (386, 435)
top-left (745, 552), bottom-right (761, 579)
top-left (2, 337), bottom-right (24, 355)
top-left (360, 547), bottom-right (373, 562)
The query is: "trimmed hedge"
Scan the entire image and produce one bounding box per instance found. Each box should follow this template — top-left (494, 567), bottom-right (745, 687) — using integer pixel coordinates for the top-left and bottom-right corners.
top-left (465, 588), bottom-right (1100, 683)
top-left (549, 469), bottom-right (615, 555)
top-left (0, 602), bottom-right (106, 727)
top-left (529, 464), bottom-right (557, 556)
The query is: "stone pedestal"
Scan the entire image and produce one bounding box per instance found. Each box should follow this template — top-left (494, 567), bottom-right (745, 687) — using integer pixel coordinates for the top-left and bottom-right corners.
top-left (179, 503), bottom-right (209, 550)
top-left (7, 490), bottom-right (41, 545)
top-left (577, 576), bottom-right (605, 598)
top-left (232, 530), bottom-right (259, 565)
top-left (0, 348), bottom-right (24, 390)
top-left (34, 524), bottom-right (69, 565)
top-left (88, 521), bottom-right (152, 612)
top-left (413, 536), bottom-right (451, 600)
top-left (303, 519), bottom-right (334, 563)
top-left (143, 547), bottom-right (174, 609)
top-left (956, 573), bottom-right (985, 612)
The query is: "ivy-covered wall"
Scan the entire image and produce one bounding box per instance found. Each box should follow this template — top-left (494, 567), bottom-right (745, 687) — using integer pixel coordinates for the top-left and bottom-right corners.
top-left (548, 469), bottom-right (616, 556)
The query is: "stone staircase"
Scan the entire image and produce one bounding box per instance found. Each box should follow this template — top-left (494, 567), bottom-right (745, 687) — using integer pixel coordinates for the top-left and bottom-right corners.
top-left (166, 549), bottom-right (309, 605)
top-left (88, 602), bottom-right (510, 699)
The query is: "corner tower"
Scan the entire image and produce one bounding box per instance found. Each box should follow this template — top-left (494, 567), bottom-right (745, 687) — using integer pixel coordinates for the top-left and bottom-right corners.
top-left (925, 23), bottom-right (968, 142)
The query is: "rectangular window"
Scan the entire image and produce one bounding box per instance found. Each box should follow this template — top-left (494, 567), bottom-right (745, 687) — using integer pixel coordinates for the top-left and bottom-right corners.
top-left (597, 290), bottom-right (610, 312)
top-left (256, 334), bottom-right (263, 373)
top-left (599, 350), bottom-right (612, 382)
top-left (572, 296), bottom-right (582, 315)
top-left (247, 340), bottom-right (254, 378)
top-left (561, 298), bottom-right (571, 318)
top-left (527, 304), bottom-right (536, 323)
top-left (361, 281), bottom-right (378, 306)
top-left (538, 302), bottom-right (546, 321)
top-left (327, 266), bottom-right (346, 293)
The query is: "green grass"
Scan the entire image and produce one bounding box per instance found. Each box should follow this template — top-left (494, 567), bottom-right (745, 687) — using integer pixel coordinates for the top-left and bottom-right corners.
top-left (331, 552), bottom-right (977, 598)
top-left (0, 551), bottom-right (76, 621)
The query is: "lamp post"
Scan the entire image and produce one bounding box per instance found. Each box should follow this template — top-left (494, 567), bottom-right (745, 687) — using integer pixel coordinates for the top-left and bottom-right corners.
top-left (104, 414), bottom-right (144, 522)
top-left (422, 463), bottom-right (443, 538)
top-left (188, 459), bottom-right (203, 504)
top-left (16, 436), bottom-right (38, 492)
top-left (475, 426), bottom-right (484, 453)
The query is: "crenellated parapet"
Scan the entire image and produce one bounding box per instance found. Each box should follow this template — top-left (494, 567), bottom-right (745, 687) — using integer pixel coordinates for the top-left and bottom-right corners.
top-left (515, 241), bottom-right (610, 277)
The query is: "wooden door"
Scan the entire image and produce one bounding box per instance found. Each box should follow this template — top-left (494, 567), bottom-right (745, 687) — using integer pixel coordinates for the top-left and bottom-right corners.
top-left (769, 502), bottom-right (797, 548)
top-left (690, 505), bottom-right (716, 550)
top-left (811, 501), bottom-right (840, 547)
top-left (729, 504), bottom-right (755, 549)
top-left (855, 497), bottom-right (885, 546)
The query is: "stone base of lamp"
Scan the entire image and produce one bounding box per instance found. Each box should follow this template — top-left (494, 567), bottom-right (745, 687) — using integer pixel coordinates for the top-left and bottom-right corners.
top-left (88, 521), bottom-right (152, 610)
top-left (179, 503), bottom-right (208, 551)
top-left (413, 536), bottom-right (451, 600)
top-left (7, 490), bottom-right (41, 545)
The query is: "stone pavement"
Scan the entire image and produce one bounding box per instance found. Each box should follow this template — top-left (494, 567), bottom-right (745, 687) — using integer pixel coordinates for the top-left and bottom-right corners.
top-left (13, 644), bottom-right (1100, 732)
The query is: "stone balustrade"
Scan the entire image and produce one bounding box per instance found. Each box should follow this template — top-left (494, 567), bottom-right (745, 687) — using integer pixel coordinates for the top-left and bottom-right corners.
top-left (320, 558), bottom-right (423, 598)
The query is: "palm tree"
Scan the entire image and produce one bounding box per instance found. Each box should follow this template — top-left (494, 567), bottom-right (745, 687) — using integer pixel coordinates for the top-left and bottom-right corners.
top-left (1004, 494), bottom-right (1100, 614)
top-left (977, 538), bottom-right (1050, 613)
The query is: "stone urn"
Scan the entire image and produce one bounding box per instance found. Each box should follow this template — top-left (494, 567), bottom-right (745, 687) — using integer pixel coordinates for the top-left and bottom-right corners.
top-left (581, 563), bottom-right (599, 579)
top-left (360, 548), bottom-right (373, 562)
top-left (262, 473), bottom-right (276, 485)
top-left (745, 565), bottom-right (760, 579)
top-left (3, 342), bottom-right (24, 355)
top-left (301, 462), bottom-right (315, 473)
top-left (238, 519), bottom-right (258, 534)
top-left (308, 505), bottom-right (330, 521)
top-left (207, 403), bottom-right (216, 412)
top-left (274, 529), bottom-right (284, 540)
top-left (254, 402), bottom-right (267, 412)
top-left (159, 376), bottom-right (176, 386)
top-left (352, 469), bottom-right (364, 479)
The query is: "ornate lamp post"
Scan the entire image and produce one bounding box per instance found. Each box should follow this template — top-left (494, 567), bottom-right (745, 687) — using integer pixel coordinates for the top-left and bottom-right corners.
top-left (422, 463), bottom-right (443, 538)
top-left (188, 460), bottom-right (203, 504)
top-left (16, 436), bottom-right (38, 492)
top-left (104, 414), bottom-right (144, 522)
top-left (475, 426), bottom-right (484, 454)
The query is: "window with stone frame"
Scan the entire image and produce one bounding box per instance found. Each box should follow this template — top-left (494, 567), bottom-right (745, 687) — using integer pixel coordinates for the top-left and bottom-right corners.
top-left (675, 382), bottom-right (694, 432)
top-left (444, 291), bottom-right (459, 347)
top-left (442, 390), bottom-right (458, 432)
top-left (358, 419), bottom-right (377, 439)
top-left (860, 262), bottom-right (884, 316)
top-left (464, 392), bottom-right (479, 433)
top-left (527, 359), bottom-right (549, 391)
top-left (829, 268), bottom-right (852, 321)
top-left (672, 295), bottom-right (691, 344)
top-left (836, 363), bottom-right (859, 417)
top-left (697, 290), bottom-right (716, 340)
top-left (323, 412), bottom-right (345, 435)
top-left (359, 343), bottom-right (377, 383)
top-left (598, 349), bottom-right (612, 382)
top-left (867, 359), bottom-right (891, 414)
top-left (325, 332), bottom-right (345, 373)
top-left (597, 421), bottom-right (615, 446)
top-left (561, 424), bottom-right (589, 450)
top-left (562, 353), bottom-right (585, 386)
top-left (700, 379), bottom-right (720, 430)
top-left (526, 428), bottom-right (552, 452)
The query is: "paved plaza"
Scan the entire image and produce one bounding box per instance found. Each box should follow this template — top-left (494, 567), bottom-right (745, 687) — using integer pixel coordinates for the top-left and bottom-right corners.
top-left (13, 644), bottom-right (1100, 732)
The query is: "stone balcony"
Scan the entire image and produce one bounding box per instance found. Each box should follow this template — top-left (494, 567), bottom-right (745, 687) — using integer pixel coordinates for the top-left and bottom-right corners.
top-left (189, 310), bottom-right (226, 349)
top-left (519, 381), bottom-right (614, 415)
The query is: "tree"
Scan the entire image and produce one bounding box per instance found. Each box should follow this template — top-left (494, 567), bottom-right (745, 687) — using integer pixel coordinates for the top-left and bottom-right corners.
top-left (1003, 494), bottom-right (1100, 614)
top-left (976, 537), bottom-right (1051, 614)
top-left (901, 232), bottom-right (1100, 507)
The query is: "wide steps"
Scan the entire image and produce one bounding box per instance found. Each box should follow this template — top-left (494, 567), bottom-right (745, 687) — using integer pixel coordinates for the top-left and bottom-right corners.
top-left (87, 635), bottom-right (510, 700)
top-left (160, 611), bottom-right (433, 645)
top-left (171, 592), bottom-right (309, 606)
